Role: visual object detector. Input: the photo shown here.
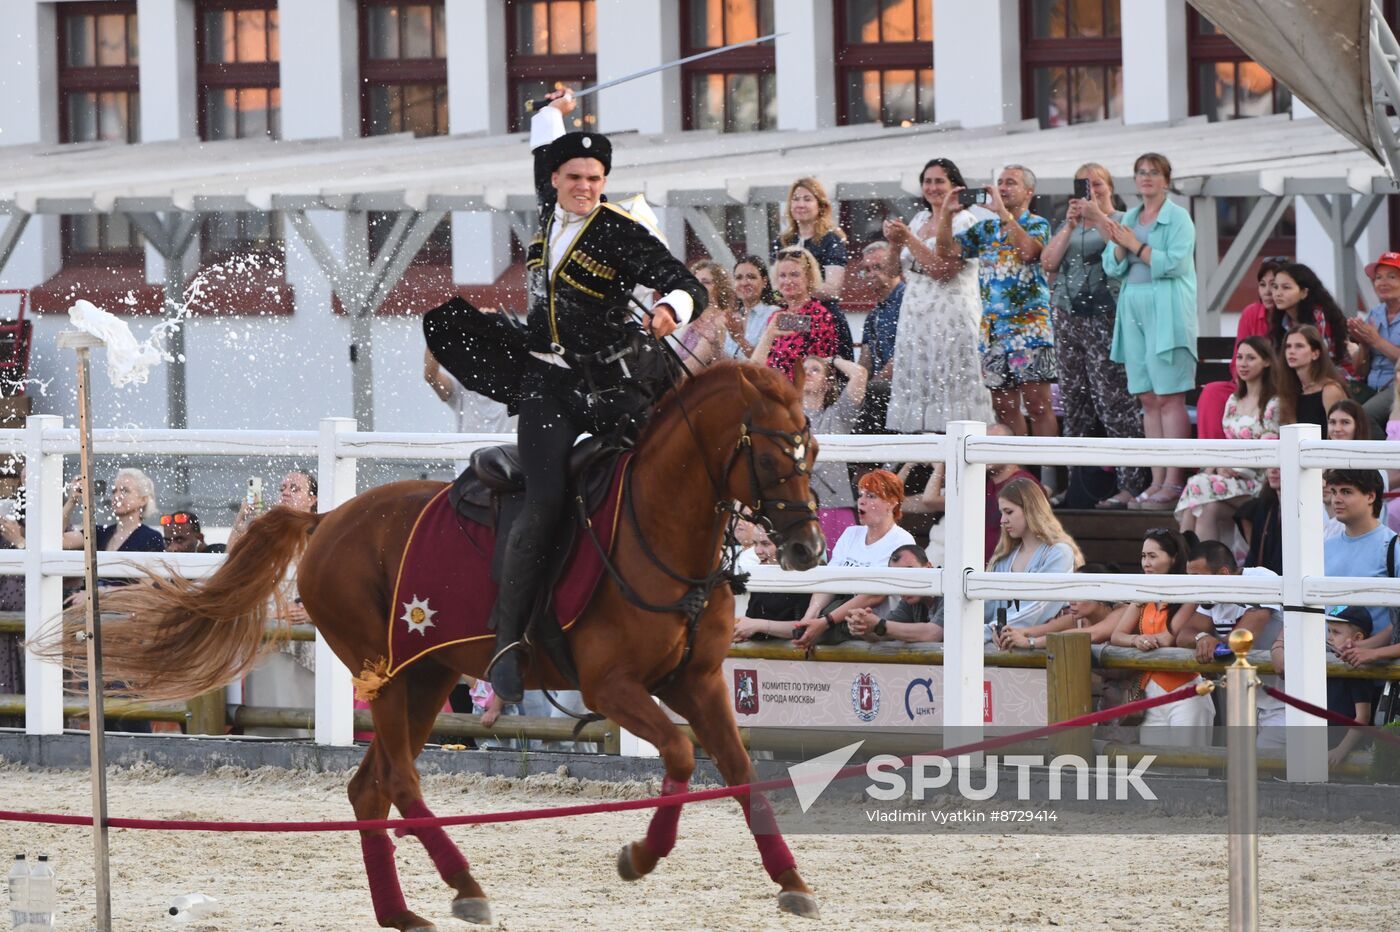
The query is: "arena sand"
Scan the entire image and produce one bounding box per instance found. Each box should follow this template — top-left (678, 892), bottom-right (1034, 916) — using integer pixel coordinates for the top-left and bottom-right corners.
top-left (0, 761), bottom-right (1396, 930)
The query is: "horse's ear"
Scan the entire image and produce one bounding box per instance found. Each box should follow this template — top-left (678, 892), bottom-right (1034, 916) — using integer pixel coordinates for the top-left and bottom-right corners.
top-left (790, 358), bottom-right (806, 397)
top-left (735, 365), bottom-right (767, 407)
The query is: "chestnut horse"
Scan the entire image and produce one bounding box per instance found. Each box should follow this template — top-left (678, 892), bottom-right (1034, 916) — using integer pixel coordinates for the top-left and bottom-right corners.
top-left (51, 361), bottom-right (825, 929)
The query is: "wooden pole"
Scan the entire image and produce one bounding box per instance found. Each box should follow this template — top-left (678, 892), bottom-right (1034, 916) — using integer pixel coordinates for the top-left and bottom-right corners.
top-left (185, 689), bottom-right (226, 736)
top-left (1044, 630), bottom-right (1093, 761)
top-left (56, 330), bottom-right (111, 931)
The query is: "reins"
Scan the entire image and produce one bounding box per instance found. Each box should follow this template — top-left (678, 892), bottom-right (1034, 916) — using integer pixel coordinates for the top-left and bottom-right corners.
top-left (569, 328), bottom-right (818, 705)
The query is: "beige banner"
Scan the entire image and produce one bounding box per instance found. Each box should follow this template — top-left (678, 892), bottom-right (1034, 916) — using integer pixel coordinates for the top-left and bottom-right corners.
top-left (715, 658), bottom-right (1046, 729)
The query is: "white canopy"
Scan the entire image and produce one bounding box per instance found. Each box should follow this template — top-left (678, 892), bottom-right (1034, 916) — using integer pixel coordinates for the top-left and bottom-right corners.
top-left (0, 112), bottom-right (1394, 219)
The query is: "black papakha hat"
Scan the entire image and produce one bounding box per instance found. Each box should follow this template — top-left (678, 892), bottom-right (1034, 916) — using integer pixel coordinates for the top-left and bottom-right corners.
top-left (549, 132), bottom-right (612, 175)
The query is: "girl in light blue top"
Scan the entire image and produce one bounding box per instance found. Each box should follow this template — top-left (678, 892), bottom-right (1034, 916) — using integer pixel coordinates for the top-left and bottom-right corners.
top-left (1102, 152), bottom-right (1198, 511)
top-left (983, 477), bottom-right (1084, 643)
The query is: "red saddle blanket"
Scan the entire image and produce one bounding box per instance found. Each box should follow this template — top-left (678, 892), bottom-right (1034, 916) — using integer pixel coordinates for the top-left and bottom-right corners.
top-left (385, 455), bottom-right (631, 678)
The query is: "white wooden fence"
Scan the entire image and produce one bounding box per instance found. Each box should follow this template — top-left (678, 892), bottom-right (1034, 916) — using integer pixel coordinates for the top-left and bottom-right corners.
top-left (6, 416), bottom-right (1399, 782)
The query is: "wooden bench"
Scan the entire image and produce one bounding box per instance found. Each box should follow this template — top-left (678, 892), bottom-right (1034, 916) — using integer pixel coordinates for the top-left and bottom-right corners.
top-left (1056, 508), bottom-right (1179, 567)
top-left (1186, 335), bottom-right (1235, 407)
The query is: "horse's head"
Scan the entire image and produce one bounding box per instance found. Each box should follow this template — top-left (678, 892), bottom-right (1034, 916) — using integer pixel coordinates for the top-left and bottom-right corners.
top-left (719, 363), bottom-right (825, 571)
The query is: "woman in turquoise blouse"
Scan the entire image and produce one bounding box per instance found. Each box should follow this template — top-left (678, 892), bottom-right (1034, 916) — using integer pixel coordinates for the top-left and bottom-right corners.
top-left (1101, 152), bottom-right (1198, 510)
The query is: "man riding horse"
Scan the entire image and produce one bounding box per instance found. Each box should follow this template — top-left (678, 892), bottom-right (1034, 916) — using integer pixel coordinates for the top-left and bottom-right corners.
top-left (423, 90), bottom-right (708, 703)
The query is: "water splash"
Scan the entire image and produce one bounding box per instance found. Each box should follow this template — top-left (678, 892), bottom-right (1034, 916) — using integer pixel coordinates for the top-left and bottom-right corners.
top-left (67, 299), bottom-right (168, 388)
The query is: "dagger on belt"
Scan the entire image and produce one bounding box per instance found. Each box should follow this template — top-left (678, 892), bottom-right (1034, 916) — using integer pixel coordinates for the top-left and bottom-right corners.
top-left (524, 32), bottom-right (784, 115)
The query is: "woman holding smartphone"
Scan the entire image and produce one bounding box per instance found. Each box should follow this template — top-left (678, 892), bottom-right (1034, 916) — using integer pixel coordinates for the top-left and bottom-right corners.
top-left (880, 157), bottom-right (994, 432)
top-left (1042, 162), bottom-right (1146, 509)
top-left (752, 248), bottom-right (842, 380)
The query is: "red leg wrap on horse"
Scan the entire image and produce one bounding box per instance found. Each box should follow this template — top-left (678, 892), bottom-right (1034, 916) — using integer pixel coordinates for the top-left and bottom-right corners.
top-left (360, 833), bottom-right (408, 924)
top-left (643, 776), bottom-right (689, 858)
top-left (394, 799), bottom-right (470, 881)
top-left (741, 794), bottom-right (796, 882)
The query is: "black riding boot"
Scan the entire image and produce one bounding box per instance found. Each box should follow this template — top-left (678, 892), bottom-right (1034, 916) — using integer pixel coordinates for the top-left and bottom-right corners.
top-left (485, 520), bottom-right (551, 703)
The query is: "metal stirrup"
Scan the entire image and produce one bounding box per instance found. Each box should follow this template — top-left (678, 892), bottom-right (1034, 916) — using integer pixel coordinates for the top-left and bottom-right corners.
top-left (483, 639), bottom-right (528, 678)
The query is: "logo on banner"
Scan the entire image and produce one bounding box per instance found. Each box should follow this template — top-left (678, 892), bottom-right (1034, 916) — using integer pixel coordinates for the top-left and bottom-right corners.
top-left (983, 681), bottom-right (993, 723)
top-left (904, 677), bottom-right (937, 720)
top-left (734, 668), bottom-right (759, 715)
top-left (851, 672), bottom-right (881, 722)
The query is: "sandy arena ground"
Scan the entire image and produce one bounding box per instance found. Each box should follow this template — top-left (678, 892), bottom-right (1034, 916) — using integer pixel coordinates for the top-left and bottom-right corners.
top-left (0, 761), bottom-right (1397, 931)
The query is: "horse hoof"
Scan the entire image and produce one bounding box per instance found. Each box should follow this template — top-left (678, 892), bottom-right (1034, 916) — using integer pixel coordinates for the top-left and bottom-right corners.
top-left (451, 897), bottom-right (493, 925)
top-left (616, 843), bottom-right (644, 882)
top-left (778, 891), bottom-right (821, 919)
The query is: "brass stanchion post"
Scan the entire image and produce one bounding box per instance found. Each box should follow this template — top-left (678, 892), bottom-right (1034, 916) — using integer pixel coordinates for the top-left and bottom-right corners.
top-left (1226, 628), bottom-right (1259, 932)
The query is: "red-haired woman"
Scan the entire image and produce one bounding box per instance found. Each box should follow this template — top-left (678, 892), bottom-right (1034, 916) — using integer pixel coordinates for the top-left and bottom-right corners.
top-left (793, 469), bottom-right (915, 651)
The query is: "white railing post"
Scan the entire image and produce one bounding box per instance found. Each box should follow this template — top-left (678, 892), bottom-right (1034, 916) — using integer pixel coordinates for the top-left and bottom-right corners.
top-left (315, 417), bottom-right (358, 746)
top-left (24, 415), bottom-right (64, 735)
top-left (1279, 423), bottom-right (1327, 782)
top-left (942, 421), bottom-right (987, 755)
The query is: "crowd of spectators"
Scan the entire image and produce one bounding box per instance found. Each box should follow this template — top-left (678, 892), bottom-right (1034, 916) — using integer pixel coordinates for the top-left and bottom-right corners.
top-left (680, 153), bottom-right (1400, 753)
top-left (8, 150), bottom-right (1400, 757)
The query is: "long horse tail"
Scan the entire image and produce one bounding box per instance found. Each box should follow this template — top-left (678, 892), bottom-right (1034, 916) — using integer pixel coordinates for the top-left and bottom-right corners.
top-left (35, 507), bottom-right (324, 701)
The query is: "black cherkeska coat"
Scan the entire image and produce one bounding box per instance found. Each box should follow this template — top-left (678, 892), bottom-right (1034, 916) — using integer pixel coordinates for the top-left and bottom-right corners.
top-left (423, 133), bottom-right (707, 418)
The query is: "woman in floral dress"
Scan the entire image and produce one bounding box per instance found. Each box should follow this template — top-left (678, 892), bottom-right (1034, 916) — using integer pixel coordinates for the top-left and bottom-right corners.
top-left (1176, 336), bottom-right (1279, 543)
top-left (881, 157), bottom-right (994, 432)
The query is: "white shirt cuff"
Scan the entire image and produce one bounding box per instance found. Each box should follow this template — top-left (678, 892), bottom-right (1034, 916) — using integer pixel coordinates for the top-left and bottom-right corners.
top-left (530, 107), bottom-right (566, 150)
top-left (656, 289), bottom-right (694, 327)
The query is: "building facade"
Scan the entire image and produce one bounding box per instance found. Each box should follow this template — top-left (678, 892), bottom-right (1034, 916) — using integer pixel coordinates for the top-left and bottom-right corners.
top-left (0, 0), bottom-right (1390, 484)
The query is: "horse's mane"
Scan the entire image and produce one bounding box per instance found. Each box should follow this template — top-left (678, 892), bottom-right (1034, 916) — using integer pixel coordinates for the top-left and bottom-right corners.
top-left (639, 360), bottom-right (800, 446)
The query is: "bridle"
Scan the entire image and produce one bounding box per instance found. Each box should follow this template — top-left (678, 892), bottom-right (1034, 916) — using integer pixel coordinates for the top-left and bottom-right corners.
top-left (567, 376), bottom-right (820, 715)
top-left (718, 415), bottom-right (820, 549)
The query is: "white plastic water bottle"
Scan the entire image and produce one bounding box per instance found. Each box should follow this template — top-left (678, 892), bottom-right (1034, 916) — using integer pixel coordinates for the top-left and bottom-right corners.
top-left (6, 855), bottom-right (27, 930)
top-left (25, 857), bottom-right (52, 929)
top-left (168, 893), bottom-right (219, 923)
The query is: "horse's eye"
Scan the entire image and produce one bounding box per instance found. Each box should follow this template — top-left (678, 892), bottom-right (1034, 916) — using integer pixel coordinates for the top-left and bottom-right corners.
top-left (758, 454), bottom-right (776, 470)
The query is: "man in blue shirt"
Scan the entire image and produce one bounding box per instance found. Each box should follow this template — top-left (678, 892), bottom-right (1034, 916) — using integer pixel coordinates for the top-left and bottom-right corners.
top-left (1322, 469), bottom-right (1395, 644)
top-left (857, 241), bottom-right (904, 379)
top-left (855, 241), bottom-right (904, 432)
top-left (1347, 251), bottom-right (1400, 437)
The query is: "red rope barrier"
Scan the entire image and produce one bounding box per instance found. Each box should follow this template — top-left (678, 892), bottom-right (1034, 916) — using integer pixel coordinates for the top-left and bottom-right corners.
top-left (0, 682), bottom-right (1204, 833)
top-left (1262, 685), bottom-right (1400, 750)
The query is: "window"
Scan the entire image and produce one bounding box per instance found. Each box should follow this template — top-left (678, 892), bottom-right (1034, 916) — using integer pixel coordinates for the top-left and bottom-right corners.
top-left (360, 0), bottom-right (448, 137)
top-left (835, 0), bottom-right (934, 127)
top-left (507, 0), bottom-right (597, 132)
top-left (1021, 0), bottom-right (1122, 128)
top-left (58, 2), bottom-right (142, 265)
top-left (198, 1), bottom-right (281, 262)
top-left (198, 0), bottom-right (281, 140)
top-left (1188, 9), bottom-right (1291, 121)
top-left (682, 0), bottom-right (776, 132)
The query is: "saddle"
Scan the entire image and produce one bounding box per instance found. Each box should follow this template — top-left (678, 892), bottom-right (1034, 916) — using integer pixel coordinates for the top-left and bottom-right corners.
top-left (446, 436), bottom-right (625, 688)
top-left (448, 435), bottom-right (620, 535)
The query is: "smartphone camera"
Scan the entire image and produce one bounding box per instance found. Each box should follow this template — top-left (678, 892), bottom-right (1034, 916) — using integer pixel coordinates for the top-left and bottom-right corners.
top-left (1073, 178), bottom-right (1091, 200)
top-left (246, 477), bottom-right (264, 510)
top-left (957, 189), bottom-right (990, 208)
top-left (776, 313), bottom-right (812, 333)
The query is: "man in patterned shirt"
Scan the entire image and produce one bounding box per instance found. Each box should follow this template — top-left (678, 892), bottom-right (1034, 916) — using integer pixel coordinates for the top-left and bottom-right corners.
top-left (934, 164), bottom-right (1058, 439)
